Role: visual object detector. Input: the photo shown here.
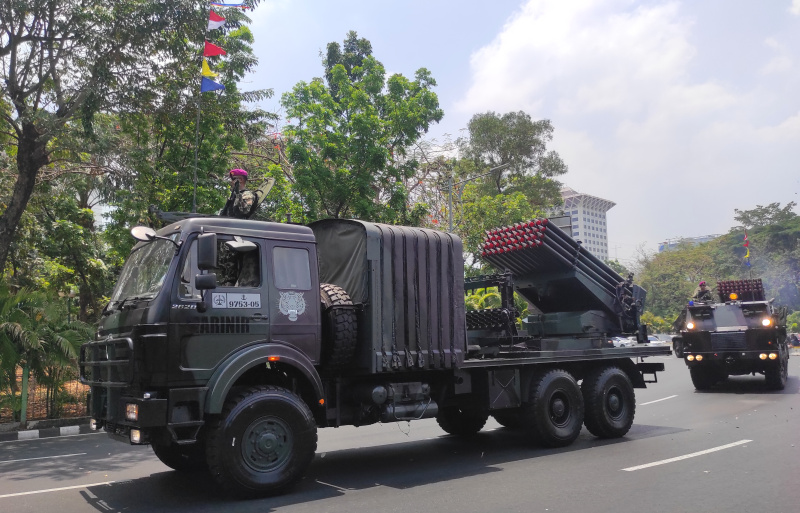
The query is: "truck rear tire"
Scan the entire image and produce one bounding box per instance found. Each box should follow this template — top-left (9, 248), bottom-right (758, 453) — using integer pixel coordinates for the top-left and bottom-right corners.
top-left (765, 353), bottom-right (788, 391)
top-left (436, 406), bottom-right (489, 436)
top-left (492, 409), bottom-right (524, 429)
top-left (151, 440), bottom-right (207, 472)
top-left (581, 367), bottom-right (635, 438)
top-left (320, 283), bottom-right (357, 368)
top-left (689, 366), bottom-right (717, 390)
top-left (206, 385), bottom-right (317, 497)
top-left (522, 369), bottom-right (584, 448)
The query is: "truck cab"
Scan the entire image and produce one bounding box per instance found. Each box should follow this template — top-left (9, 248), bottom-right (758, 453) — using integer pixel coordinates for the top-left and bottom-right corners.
top-left (678, 279), bottom-right (789, 390)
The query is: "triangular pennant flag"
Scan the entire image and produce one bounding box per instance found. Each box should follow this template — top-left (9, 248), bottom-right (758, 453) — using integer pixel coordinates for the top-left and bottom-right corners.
top-left (208, 11), bottom-right (226, 31)
top-left (204, 41), bottom-right (227, 57)
top-left (201, 58), bottom-right (218, 78)
top-left (200, 77), bottom-right (225, 92)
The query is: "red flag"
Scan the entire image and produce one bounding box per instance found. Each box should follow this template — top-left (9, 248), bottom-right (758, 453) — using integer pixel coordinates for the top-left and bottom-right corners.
top-left (743, 230), bottom-right (749, 247)
top-left (204, 41), bottom-right (227, 57)
top-left (208, 11), bottom-right (226, 31)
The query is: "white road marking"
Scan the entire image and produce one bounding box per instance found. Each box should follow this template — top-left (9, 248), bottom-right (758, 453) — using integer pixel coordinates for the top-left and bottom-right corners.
top-left (640, 395), bottom-right (678, 405)
top-left (0, 432), bottom-right (103, 445)
top-left (623, 440), bottom-right (752, 471)
top-left (0, 453), bottom-right (86, 464)
top-left (0, 481), bottom-right (117, 499)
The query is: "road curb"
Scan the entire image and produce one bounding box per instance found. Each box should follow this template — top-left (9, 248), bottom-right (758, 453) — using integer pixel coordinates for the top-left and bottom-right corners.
top-left (0, 423), bottom-right (94, 442)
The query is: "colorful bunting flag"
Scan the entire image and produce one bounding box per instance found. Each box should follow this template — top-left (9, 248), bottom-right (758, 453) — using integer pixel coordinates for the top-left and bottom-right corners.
top-left (743, 230), bottom-right (751, 266)
top-left (200, 77), bottom-right (225, 92)
top-left (204, 41), bottom-right (227, 57)
top-left (201, 58), bottom-right (218, 78)
top-left (210, 2), bottom-right (249, 8)
top-left (208, 11), bottom-right (226, 30)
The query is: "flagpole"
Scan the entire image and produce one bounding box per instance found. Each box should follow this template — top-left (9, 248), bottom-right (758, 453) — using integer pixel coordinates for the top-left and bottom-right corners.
top-left (192, 11), bottom-right (211, 214)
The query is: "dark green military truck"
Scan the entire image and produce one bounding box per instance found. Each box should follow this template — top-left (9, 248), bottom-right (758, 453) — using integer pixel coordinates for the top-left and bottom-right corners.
top-left (676, 279), bottom-right (789, 391)
top-left (80, 217), bottom-right (669, 497)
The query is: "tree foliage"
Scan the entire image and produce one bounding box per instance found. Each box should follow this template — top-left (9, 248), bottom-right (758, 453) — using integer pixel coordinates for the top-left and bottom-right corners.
top-left (281, 31), bottom-right (443, 224)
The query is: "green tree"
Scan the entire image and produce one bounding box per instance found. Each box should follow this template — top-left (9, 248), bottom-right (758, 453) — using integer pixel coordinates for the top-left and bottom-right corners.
top-left (734, 201), bottom-right (798, 228)
top-left (0, 286), bottom-right (85, 425)
top-left (281, 31), bottom-right (443, 224)
top-left (0, 0), bottom-right (262, 275)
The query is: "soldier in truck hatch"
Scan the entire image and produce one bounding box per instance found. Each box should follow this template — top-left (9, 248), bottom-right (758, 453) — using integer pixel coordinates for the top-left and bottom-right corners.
top-left (692, 280), bottom-right (713, 301)
top-left (220, 168), bottom-right (256, 218)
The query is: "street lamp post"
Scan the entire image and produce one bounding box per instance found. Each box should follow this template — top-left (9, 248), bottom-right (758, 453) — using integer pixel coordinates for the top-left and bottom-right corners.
top-left (446, 163), bottom-right (511, 232)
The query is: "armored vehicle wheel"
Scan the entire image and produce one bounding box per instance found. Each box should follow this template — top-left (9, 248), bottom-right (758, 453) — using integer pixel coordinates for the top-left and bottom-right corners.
top-left (320, 283), bottom-right (357, 368)
top-left (765, 353), bottom-right (788, 391)
top-left (151, 439), bottom-right (207, 472)
top-left (206, 385), bottom-right (317, 498)
top-left (673, 337), bottom-right (684, 358)
top-left (492, 409), bottom-right (524, 429)
top-left (522, 369), bottom-right (584, 448)
top-left (581, 367), bottom-right (635, 438)
top-left (436, 406), bottom-right (489, 436)
top-left (689, 366), bottom-right (717, 390)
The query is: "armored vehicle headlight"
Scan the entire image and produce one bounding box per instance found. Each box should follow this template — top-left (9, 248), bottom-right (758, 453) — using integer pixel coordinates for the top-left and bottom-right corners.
top-left (762, 318), bottom-right (772, 327)
top-left (769, 353), bottom-right (778, 360)
top-left (686, 322), bottom-right (695, 330)
top-left (695, 355), bottom-right (703, 361)
top-left (125, 403), bottom-right (139, 421)
top-left (130, 429), bottom-right (142, 444)
top-left (687, 355), bottom-right (695, 361)
top-left (759, 353), bottom-right (768, 360)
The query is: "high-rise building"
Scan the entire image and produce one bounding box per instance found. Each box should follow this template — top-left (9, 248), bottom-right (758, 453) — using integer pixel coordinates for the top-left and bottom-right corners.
top-left (559, 187), bottom-right (615, 261)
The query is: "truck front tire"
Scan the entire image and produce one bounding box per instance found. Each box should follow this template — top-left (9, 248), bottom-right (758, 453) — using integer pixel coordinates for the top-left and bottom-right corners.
top-left (206, 385), bottom-right (317, 497)
top-left (522, 369), bottom-right (584, 447)
top-left (765, 351), bottom-right (788, 391)
top-left (151, 439), bottom-right (207, 472)
top-left (689, 366), bottom-right (717, 390)
top-left (581, 367), bottom-right (635, 438)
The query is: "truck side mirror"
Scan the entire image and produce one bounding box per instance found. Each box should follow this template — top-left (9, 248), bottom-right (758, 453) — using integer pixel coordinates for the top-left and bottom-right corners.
top-left (197, 233), bottom-right (217, 270)
top-left (195, 273), bottom-right (217, 290)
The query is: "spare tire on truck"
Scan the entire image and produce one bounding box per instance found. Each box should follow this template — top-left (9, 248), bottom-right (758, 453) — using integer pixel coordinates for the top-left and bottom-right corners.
top-left (320, 283), bottom-right (357, 367)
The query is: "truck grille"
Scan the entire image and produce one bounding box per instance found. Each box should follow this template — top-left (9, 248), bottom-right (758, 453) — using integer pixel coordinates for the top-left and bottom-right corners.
top-left (80, 337), bottom-right (134, 387)
top-left (710, 332), bottom-right (746, 350)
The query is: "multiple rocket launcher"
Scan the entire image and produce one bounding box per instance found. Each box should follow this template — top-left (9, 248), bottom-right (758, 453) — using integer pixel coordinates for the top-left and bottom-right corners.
top-left (477, 218), bottom-right (643, 337)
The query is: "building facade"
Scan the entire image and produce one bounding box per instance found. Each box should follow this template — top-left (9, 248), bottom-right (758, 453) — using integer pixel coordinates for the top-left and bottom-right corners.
top-left (560, 187), bottom-right (615, 261)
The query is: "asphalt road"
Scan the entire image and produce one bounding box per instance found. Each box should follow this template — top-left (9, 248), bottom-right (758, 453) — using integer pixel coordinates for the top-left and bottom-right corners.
top-left (2, 353), bottom-right (799, 513)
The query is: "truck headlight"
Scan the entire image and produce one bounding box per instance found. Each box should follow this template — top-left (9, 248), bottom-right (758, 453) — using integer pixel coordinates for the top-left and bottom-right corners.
top-left (762, 318), bottom-right (772, 327)
top-left (769, 353), bottom-right (778, 360)
top-left (759, 353), bottom-right (767, 360)
top-left (687, 354), bottom-right (695, 361)
top-left (130, 429), bottom-right (142, 444)
top-left (126, 403), bottom-right (139, 421)
top-left (686, 322), bottom-right (695, 330)
top-left (695, 355), bottom-right (703, 361)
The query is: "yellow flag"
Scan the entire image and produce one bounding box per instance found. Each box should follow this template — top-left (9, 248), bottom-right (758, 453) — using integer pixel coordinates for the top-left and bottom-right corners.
top-left (201, 58), bottom-right (218, 78)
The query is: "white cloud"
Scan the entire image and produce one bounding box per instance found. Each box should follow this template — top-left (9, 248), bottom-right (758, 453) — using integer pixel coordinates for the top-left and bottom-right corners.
top-left (457, 0), bottom-right (800, 264)
top-left (790, 0), bottom-right (800, 15)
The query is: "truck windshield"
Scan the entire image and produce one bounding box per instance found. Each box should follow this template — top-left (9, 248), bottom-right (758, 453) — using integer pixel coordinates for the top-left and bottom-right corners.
top-left (109, 236), bottom-right (179, 305)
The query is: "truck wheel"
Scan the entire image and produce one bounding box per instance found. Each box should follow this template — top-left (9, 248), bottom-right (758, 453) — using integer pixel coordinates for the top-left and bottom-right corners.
top-left (492, 409), bottom-right (524, 429)
top-left (673, 338), bottom-right (684, 358)
top-left (522, 369), bottom-right (584, 448)
top-left (765, 353), bottom-right (788, 391)
top-left (206, 385), bottom-right (317, 497)
top-left (436, 406), bottom-right (489, 436)
top-left (689, 366), bottom-right (716, 390)
top-left (151, 440), bottom-right (207, 472)
top-left (581, 367), bottom-right (635, 438)
top-left (320, 283), bottom-right (357, 367)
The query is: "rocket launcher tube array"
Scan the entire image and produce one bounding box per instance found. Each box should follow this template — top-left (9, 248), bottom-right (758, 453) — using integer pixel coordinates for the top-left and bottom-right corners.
top-left (479, 219), bottom-right (632, 306)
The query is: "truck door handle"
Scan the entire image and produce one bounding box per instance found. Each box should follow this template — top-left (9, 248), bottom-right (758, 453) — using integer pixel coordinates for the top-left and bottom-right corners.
top-left (251, 312), bottom-right (267, 321)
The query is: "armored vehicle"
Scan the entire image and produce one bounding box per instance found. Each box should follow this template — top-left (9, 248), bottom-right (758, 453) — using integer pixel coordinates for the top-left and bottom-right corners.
top-left (80, 217), bottom-right (669, 497)
top-left (676, 279), bottom-right (789, 390)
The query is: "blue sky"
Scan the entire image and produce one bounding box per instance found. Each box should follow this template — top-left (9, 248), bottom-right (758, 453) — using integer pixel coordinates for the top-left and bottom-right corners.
top-left (242, 0), bottom-right (800, 267)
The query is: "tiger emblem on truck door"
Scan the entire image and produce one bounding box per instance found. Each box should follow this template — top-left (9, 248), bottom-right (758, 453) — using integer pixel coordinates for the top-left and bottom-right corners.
top-left (278, 291), bottom-right (306, 321)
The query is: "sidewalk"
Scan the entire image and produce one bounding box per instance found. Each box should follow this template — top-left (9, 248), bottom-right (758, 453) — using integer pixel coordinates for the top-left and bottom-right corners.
top-left (0, 417), bottom-right (93, 442)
